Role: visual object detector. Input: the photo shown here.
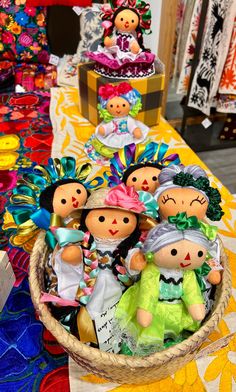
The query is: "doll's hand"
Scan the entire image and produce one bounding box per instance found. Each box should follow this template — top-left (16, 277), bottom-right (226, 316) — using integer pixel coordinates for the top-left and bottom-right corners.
top-left (98, 126), bottom-right (106, 136)
top-left (104, 36), bottom-right (115, 47)
top-left (188, 303), bottom-right (205, 322)
top-left (61, 245), bottom-right (82, 266)
top-left (133, 127), bottom-right (143, 139)
top-left (207, 270), bottom-right (222, 285)
top-left (137, 308), bottom-right (153, 327)
top-left (130, 40), bottom-right (140, 54)
top-left (130, 251), bottom-right (147, 272)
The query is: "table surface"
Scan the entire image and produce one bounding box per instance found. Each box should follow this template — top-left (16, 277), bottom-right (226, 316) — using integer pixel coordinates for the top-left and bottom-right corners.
top-left (49, 86), bottom-right (236, 392)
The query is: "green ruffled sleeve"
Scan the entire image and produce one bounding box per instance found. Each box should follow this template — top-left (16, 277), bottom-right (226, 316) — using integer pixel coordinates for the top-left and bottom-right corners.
top-left (137, 264), bottom-right (160, 314)
top-left (182, 270), bottom-right (204, 307)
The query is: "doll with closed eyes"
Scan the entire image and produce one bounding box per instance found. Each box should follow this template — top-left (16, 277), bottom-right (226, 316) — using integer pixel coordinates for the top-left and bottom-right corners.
top-left (154, 164), bottom-right (224, 312)
top-left (114, 214), bottom-right (217, 355)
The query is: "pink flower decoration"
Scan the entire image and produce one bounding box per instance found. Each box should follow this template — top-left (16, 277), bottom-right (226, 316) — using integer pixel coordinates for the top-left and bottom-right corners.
top-left (105, 183), bottom-right (145, 213)
top-left (18, 32), bottom-right (33, 47)
top-left (0, 0), bottom-right (10, 8)
top-left (0, 195), bottom-right (7, 213)
top-left (24, 6), bottom-right (36, 16)
top-left (0, 171), bottom-right (17, 193)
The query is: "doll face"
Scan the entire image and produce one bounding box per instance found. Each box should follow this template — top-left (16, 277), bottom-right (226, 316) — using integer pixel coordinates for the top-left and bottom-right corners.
top-left (126, 166), bottom-right (161, 194)
top-left (114, 9), bottom-right (139, 33)
top-left (106, 96), bottom-right (130, 117)
top-left (52, 182), bottom-right (87, 218)
top-left (85, 208), bottom-right (137, 240)
top-left (154, 240), bottom-right (208, 270)
top-left (158, 188), bottom-right (208, 220)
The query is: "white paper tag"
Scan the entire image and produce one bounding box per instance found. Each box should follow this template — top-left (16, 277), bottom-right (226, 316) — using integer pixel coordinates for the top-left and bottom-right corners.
top-left (202, 118), bottom-right (212, 129)
top-left (15, 84), bottom-right (26, 93)
top-left (49, 54), bottom-right (60, 66)
top-left (73, 6), bottom-right (84, 16)
top-left (94, 302), bottom-right (118, 353)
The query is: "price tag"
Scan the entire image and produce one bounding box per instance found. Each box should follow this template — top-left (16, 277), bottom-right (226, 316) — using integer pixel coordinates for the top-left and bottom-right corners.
top-left (202, 118), bottom-right (212, 129)
top-left (94, 302), bottom-right (118, 353)
top-left (49, 54), bottom-right (60, 66)
top-left (73, 6), bottom-right (84, 16)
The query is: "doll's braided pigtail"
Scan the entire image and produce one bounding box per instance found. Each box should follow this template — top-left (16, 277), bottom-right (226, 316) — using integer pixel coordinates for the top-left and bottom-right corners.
top-left (76, 232), bottom-right (99, 305)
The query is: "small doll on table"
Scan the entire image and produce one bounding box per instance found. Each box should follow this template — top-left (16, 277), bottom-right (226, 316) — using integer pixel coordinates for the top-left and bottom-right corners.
top-left (114, 213), bottom-right (217, 355)
top-left (154, 164), bottom-right (224, 312)
top-left (46, 184), bottom-right (158, 352)
top-left (87, 0), bottom-right (155, 79)
top-left (85, 82), bottom-right (149, 165)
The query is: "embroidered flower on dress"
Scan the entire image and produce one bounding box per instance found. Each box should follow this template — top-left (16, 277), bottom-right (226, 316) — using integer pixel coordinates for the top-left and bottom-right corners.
top-left (15, 11), bottom-right (29, 27)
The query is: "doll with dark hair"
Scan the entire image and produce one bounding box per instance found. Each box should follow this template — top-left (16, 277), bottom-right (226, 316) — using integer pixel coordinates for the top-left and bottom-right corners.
top-left (9, 157), bottom-right (103, 249)
top-left (108, 142), bottom-right (181, 194)
top-left (86, 0), bottom-right (155, 78)
top-left (50, 185), bottom-right (158, 351)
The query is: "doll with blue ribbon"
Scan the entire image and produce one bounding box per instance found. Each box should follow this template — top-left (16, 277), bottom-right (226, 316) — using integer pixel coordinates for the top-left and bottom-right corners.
top-left (114, 213), bottom-right (218, 356)
top-left (45, 184), bottom-right (158, 352)
top-left (8, 157), bottom-right (104, 250)
top-left (84, 82), bottom-right (149, 166)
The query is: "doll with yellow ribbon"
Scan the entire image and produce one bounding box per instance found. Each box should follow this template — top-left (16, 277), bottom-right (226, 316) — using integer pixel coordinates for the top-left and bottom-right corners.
top-left (114, 213), bottom-right (218, 356)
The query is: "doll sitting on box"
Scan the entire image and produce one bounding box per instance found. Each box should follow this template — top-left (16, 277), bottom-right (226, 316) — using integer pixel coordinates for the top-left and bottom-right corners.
top-left (85, 82), bottom-right (149, 165)
top-left (87, 0), bottom-right (155, 79)
top-left (114, 214), bottom-right (217, 355)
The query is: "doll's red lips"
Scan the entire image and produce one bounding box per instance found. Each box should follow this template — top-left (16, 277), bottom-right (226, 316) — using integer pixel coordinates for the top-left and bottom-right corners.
top-left (109, 229), bottom-right (119, 236)
top-left (73, 201), bottom-right (79, 208)
top-left (180, 262), bottom-right (191, 268)
top-left (142, 186), bottom-right (149, 191)
top-left (116, 110), bottom-right (121, 114)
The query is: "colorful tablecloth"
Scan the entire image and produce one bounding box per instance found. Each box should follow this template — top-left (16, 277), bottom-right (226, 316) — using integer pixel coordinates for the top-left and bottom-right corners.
top-left (50, 86), bottom-right (236, 392)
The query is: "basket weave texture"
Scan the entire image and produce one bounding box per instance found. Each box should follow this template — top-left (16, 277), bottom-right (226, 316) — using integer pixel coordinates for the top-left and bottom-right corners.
top-left (29, 231), bottom-right (231, 384)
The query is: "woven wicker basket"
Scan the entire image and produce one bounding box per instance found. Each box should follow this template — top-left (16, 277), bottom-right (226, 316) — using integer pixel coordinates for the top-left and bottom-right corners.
top-left (29, 231), bottom-right (231, 384)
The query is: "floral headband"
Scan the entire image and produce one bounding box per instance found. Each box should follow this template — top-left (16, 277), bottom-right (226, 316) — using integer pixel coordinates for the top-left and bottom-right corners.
top-left (172, 172), bottom-right (224, 221)
top-left (105, 183), bottom-right (158, 219)
top-left (108, 142), bottom-right (180, 187)
top-left (101, 0), bottom-right (152, 34)
top-left (98, 83), bottom-right (141, 107)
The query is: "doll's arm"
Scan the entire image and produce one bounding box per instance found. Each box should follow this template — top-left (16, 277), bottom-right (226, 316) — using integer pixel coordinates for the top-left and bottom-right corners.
top-left (136, 264), bottom-right (159, 327)
top-left (104, 36), bottom-right (116, 48)
top-left (61, 245), bottom-right (82, 266)
top-left (182, 270), bottom-right (205, 322)
top-left (128, 117), bottom-right (143, 139)
top-left (125, 249), bottom-right (146, 276)
top-left (97, 121), bottom-right (114, 137)
top-left (129, 37), bottom-right (140, 54)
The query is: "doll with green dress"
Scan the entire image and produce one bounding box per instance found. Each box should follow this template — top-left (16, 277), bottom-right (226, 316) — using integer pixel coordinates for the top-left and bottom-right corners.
top-left (114, 213), bottom-right (217, 356)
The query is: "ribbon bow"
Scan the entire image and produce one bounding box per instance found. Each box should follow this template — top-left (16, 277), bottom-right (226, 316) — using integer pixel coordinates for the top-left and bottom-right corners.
top-left (105, 184), bottom-right (145, 213)
top-left (138, 191), bottom-right (158, 219)
top-left (199, 221), bottom-right (218, 241)
top-left (98, 83), bottom-right (133, 101)
top-left (168, 212), bottom-right (200, 231)
top-left (52, 228), bottom-right (85, 248)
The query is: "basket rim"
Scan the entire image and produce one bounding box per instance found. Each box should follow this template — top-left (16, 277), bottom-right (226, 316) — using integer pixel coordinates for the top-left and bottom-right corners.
top-left (29, 230), bottom-right (232, 369)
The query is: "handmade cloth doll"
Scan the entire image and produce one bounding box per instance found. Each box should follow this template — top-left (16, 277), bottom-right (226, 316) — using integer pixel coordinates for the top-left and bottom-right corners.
top-left (47, 184), bottom-right (158, 351)
top-left (85, 82), bottom-right (149, 165)
top-left (108, 142), bottom-right (181, 194)
top-left (154, 164), bottom-right (224, 310)
top-left (9, 157), bottom-right (103, 249)
top-left (86, 0), bottom-right (155, 78)
top-left (114, 214), bottom-right (217, 355)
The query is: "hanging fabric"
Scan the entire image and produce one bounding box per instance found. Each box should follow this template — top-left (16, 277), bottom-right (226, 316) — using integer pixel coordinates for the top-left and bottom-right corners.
top-left (177, 0), bottom-right (203, 95)
top-left (219, 16), bottom-right (236, 95)
top-left (188, 0), bottom-right (235, 115)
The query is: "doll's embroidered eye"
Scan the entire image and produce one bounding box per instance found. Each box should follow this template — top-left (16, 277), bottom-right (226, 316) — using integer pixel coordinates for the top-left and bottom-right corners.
top-left (123, 217), bottom-right (129, 223)
top-left (152, 176), bottom-right (158, 181)
top-left (132, 177), bottom-right (137, 182)
top-left (76, 189), bottom-right (81, 194)
top-left (190, 196), bottom-right (206, 206)
top-left (171, 248), bottom-right (178, 256)
top-left (61, 199), bottom-right (67, 204)
top-left (110, 104), bottom-right (113, 108)
top-left (162, 194), bottom-right (176, 204)
top-left (121, 17), bottom-right (124, 21)
top-left (198, 250), bottom-right (204, 257)
top-left (132, 19), bottom-right (134, 23)
top-left (98, 216), bottom-right (105, 222)
top-left (122, 104), bottom-right (126, 107)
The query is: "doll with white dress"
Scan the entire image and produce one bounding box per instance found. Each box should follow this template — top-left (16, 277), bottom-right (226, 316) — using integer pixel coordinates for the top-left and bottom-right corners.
top-left (85, 82), bottom-right (149, 165)
top-left (114, 214), bottom-right (217, 355)
top-left (87, 0), bottom-right (155, 79)
top-left (46, 184), bottom-right (158, 351)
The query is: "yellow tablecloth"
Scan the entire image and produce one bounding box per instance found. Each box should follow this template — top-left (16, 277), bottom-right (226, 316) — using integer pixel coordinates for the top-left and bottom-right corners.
top-left (50, 87), bottom-right (236, 392)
